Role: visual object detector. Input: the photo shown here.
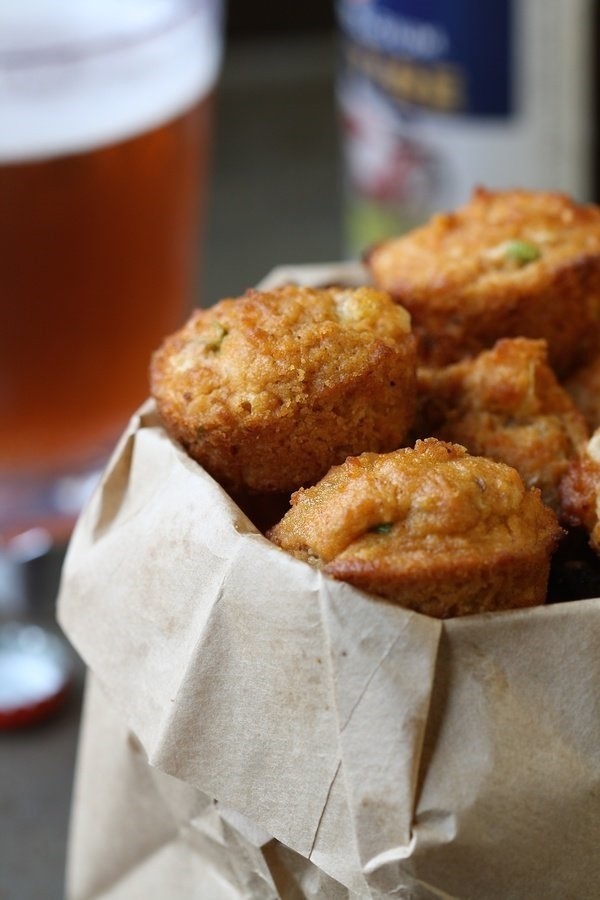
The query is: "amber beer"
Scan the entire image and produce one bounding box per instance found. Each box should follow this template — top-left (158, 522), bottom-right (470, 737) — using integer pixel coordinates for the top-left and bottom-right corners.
top-left (1, 102), bottom-right (211, 470)
top-left (0, 0), bottom-right (223, 539)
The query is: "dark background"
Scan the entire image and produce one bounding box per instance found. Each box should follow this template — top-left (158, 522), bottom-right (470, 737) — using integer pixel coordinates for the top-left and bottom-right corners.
top-left (226, 3), bottom-right (335, 35)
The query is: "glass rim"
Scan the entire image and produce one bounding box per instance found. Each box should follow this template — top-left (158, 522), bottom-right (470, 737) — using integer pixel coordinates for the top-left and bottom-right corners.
top-left (0, 0), bottom-right (217, 71)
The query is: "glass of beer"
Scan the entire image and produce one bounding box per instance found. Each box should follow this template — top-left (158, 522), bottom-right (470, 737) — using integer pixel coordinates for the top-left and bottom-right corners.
top-left (0, 0), bottom-right (224, 545)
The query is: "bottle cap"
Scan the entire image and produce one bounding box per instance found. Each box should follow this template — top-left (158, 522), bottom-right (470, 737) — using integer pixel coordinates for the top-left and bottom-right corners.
top-left (0, 623), bottom-right (73, 729)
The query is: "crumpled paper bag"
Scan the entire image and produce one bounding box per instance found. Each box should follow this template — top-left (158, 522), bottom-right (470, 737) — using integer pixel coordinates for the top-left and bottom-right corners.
top-left (59, 262), bottom-right (600, 900)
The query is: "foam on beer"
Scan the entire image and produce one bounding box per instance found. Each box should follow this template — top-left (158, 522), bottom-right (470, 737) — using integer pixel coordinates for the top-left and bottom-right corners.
top-left (0, 0), bottom-right (223, 162)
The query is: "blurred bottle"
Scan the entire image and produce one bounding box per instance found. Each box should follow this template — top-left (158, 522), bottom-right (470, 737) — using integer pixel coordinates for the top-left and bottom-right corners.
top-left (336, 0), bottom-right (597, 257)
top-left (0, 0), bottom-right (223, 543)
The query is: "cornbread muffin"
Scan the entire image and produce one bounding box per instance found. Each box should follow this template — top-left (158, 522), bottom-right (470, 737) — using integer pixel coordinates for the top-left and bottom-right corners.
top-left (366, 187), bottom-right (600, 374)
top-left (564, 355), bottom-right (600, 433)
top-left (268, 439), bottom-right (561, 618)
top-left (150, 285), bottom-right (417, 493)
top-left (560, 429), bottom-right (600, 553)
top-left (415, 338), bottom-right (589, 511)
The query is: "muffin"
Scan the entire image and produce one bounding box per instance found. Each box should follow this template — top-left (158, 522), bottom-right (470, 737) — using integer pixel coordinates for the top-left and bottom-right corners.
top-left (414, 338), bottom-right (589, 512)
top-left (268, 439), bottom-right (562, 618)
top-left (150, 284), bottom-right (417, 493)
top-left (564, 354), bottom-right (600, 433)
top-left (560, 429), bottom-right (600, 553)
top-left (366, 187), bottom-right (600, 375)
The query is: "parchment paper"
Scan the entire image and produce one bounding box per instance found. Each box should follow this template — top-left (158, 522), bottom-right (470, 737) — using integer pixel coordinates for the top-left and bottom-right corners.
top-left (59, 262), bottom-right (600, 900)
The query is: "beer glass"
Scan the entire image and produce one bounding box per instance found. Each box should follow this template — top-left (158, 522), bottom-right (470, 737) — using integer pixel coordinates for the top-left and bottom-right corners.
top-left (0, 0), bottom-right (223, 545)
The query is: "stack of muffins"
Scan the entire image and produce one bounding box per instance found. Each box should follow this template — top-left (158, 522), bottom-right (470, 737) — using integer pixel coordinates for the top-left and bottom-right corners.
top-left (151, 188), bottom-right (600, 618)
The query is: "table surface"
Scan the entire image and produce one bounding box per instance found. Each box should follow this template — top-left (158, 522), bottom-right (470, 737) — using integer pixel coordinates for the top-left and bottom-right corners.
top-left (0, 32), bottom-right (342, 900)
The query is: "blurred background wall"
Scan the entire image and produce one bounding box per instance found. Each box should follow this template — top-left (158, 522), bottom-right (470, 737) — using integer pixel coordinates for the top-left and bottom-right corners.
top-left (201, 1), bottom-right (340, 303)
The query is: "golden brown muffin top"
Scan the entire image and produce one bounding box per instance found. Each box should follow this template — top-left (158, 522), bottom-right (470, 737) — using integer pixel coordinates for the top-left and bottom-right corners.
top-left (367, 187), bottom-right (600, 303)
top-left (416, 338), bottom-right (589, 510)
top-left (429, 338), bottom-right (581, 417)
top-left (150, 284), bottom-right (412, 425)
top-left (268, 438), bottom-right (560, 569)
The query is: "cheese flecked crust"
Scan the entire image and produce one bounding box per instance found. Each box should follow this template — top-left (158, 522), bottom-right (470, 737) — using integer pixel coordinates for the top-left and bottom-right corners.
top-left (367, 187), bottom-right (600, 375)
top-left (268, 439), bottom-right (562, 618)
top-left (415, 338), bottom-right (589, 512)
top-left (150, 285), bottom-right (417, 493)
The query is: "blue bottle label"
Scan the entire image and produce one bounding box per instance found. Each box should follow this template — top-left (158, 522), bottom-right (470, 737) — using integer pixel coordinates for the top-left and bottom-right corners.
top-left (337, 0), bottom-right (513, 117)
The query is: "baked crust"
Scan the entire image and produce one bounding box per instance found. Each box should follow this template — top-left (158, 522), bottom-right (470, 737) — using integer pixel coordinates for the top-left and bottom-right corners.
top-left (564, 354), bottom-right (600, 433)
top-left (268, 439), bottom-right (561, 618)
top-left (560, 430), bottom-right (600, 553)
top-left (414, 338), bottom-right (589, 512)
top-left (366, 187), bottom-right (600, 374)
top-left (150, 285), bottom-right (417, 493)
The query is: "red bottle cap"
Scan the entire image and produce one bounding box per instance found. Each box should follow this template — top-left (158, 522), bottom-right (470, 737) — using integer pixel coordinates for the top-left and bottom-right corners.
top-left (0, 623), bottom-right (72, 729)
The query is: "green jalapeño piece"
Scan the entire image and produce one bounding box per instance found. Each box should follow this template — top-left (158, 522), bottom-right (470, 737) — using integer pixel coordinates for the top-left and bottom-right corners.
top-left (370, 522), bottom-right (394, 534)
top-left (205, 321), bottom-right (228, 352)
top-left (504, 239), bottom-right (541, 265)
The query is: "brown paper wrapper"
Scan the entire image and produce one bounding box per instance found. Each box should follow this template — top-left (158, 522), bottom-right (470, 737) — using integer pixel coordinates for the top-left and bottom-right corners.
top-left (59, 263), bottom-right (600, 899)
